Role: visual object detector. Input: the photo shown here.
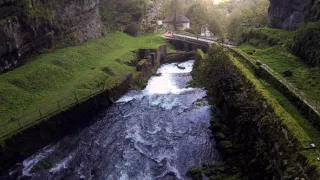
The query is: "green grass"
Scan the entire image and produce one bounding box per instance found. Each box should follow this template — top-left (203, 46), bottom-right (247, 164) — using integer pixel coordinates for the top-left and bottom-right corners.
top-left (238, 43), bottom-right (320, 109)
top-left (231, 53), bottom-right (320, 178)
top-left (0, 32), bottom-right (170, 126)
top-left (260, 79), bottom-right (320, 147)
top-left (243, 27), bottom-right (295, 46)
top-left (239, 27), bottom-right (320, 106)
top-left (229, 55), bottom-right (311, 144)
top-left (231, 49), bottom-right (320, 143)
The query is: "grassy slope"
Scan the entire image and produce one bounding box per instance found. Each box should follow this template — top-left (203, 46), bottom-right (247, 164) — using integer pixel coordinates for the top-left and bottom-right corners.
top-left (230, 55), bottom-right (310, 143)
top-left (238, 28), bottom-right (320, 108)
top-left (231, 54), bottom-right (320, 176)
top-left (0, 32), bottom-right (169, 125)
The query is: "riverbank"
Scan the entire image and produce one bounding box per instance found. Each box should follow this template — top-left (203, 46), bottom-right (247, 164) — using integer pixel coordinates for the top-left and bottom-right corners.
top-left (0, 43), bottom-right (171, 174)
top-left (239, 28), bottom-right (320, 111)
top-left (0, 32), bottom-right (173, 136)
top-left (4, 60), bottom-right (218, 180)
top-left (190, 46), bottom-right (320, 180)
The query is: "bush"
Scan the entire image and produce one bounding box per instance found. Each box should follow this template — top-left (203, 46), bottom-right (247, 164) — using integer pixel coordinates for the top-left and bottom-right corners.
top-left (124, 23), bottom-right (140, 36)
top-left (219, 141), bottom-right (233, 149)
top-left (215, 132), bottom-right (226, 142)
top-left (203, 166), bottom-right (225, 176)
top-left (30, 160), bottom-right (54, 173)
top-left (187, 167), bottom-right (203, 180)
top-left (292, 22), bottom-right (320, 67)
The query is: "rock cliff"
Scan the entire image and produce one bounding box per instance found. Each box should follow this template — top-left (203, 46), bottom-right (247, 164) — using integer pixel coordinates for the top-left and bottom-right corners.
top-left (140, 1), bottom-right (158, 34)
top-left (0, 0), bottom-right (102, 73)
top-left (268, 0), bottom-right (306, 30)
top-left (268, 0), bottom-right (320, 30)
top-left (0, 0), bottom-right (157, 73)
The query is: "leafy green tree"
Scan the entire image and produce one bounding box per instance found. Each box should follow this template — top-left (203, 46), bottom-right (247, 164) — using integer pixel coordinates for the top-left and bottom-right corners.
top-left (207, 5), bottom-right (226, 42)
top-left (186, 3), bottom-right (208, 34)
top-left (224, 0), bottom-right (269, 42)
top-left (169, 0), bottom-right (183, 30)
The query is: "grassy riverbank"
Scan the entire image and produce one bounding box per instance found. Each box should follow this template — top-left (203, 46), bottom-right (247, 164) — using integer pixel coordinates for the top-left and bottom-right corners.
top-left (190, 46), bottom-right (320, 179)
top-left (0, 32), bottom-right (169, 125)
top-left (239, 28), bottom-right (320, 109)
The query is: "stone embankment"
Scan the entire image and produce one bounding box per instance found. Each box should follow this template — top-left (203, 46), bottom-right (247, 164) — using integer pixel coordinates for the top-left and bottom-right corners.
top-left (0, 44), bottom-right (174, 174)
top-left (193, 47), bottom-right (320, 179)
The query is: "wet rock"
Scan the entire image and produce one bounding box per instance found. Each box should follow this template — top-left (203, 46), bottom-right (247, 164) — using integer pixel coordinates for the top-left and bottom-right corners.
top-left (175, 63), bottom-right (186, 70)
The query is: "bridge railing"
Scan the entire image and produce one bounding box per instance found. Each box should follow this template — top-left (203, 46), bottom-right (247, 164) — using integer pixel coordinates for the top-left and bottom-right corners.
top-left (176, 31), bottom-right (218, 41)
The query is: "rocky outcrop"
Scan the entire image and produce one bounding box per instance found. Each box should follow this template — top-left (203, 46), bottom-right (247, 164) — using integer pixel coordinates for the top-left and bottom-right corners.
top-left (268, 0), bottom-right (307, 30)
top-left (0, 0), bottom-right (102, 73)
top-left (140, 1), bottom-right (158, 34)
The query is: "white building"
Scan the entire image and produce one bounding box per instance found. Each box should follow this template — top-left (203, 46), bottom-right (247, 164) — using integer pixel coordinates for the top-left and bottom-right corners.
top-left (162, 13), bottom-right (190, 31)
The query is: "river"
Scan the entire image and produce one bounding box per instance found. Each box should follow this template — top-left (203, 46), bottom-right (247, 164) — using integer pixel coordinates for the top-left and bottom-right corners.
top-left (6, 60), bottom-right (222, 180)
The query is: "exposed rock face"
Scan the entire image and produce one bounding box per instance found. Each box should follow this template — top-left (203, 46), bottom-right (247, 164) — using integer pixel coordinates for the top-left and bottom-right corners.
top-left (140, 2), bottom-right (158, 34)
top-left (0, 0), bottom-right (102, 73)
top-left (52, 0), bottom-right (102, 45)
top-left (268, 0), bottom-right (307, 30)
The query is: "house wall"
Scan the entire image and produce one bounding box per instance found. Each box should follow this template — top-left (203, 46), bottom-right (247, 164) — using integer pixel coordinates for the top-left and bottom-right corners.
top-left (163, 22), bottom-right (190, 30)
top-left (182, 23), bottom-right (190, 30)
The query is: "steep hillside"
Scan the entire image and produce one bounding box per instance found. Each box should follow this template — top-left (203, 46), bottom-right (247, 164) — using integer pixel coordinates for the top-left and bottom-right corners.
top-left (268, 0), bottom-right (306, 30)
top-left (0, 0), bottom-right (157, 73)
top-left (0, 0), bottom-right (102, 73)
top-left (268, 0), bottom-right (320, 67)
top-left (268, 0), bottom-right (319, 30)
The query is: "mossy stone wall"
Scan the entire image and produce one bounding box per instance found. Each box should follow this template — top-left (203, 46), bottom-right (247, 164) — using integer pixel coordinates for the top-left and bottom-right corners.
top-left (192, 47), bottom-right (320, 179)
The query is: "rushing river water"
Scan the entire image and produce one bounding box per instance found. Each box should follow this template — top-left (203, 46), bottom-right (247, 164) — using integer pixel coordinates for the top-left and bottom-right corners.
top-left (6, 60), bottom-right (222, 180)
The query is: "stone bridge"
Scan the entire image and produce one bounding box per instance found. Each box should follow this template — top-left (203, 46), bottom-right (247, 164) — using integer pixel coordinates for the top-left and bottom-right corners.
top-left (165, 34), bottom-right (233, 52)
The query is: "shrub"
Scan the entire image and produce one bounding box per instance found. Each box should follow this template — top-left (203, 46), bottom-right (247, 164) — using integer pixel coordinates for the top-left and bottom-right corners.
top-left (219, 141), bottom-right (233, 149)
top-left (187, 167), bottom-right (203, 180)
top-left (124, 23), bottom-right (140, 36)
top-left (215, 132), bottom-right (226, 142)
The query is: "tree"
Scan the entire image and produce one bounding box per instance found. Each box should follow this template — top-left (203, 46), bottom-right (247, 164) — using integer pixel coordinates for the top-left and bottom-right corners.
top-left (208, 18), bottom-right (224, 43)
top-left (226, 9), bottom-right (243, 41)
top-left (223, 0), bottom-right (269, 42)
top-left (207, 5), bottom-right (225, 43)
top-left (186, 3), bottom-right (208, 34)
top-left (169, 0), bottom-right (183, 30)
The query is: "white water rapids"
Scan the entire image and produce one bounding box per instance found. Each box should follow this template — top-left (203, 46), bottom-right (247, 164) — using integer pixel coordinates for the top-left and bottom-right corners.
top-left (6, 60), bottom-right (222, 180)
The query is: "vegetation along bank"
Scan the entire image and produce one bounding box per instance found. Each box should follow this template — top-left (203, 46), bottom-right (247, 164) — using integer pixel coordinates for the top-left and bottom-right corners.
top-left (188, 45), bottom-right (320, 180)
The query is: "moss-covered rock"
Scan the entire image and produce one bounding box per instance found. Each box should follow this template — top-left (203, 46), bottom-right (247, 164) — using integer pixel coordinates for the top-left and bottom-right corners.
top-left (203, 166), bottom-right (225, 177)
top-left (30, 159), bottom-right (55, 173)
top-left (214, 132), bottom-right (226, 142)
top-left (219, 141), bottom-right (233, 149)
top-left (187, 167), bottom-right (203, 180)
